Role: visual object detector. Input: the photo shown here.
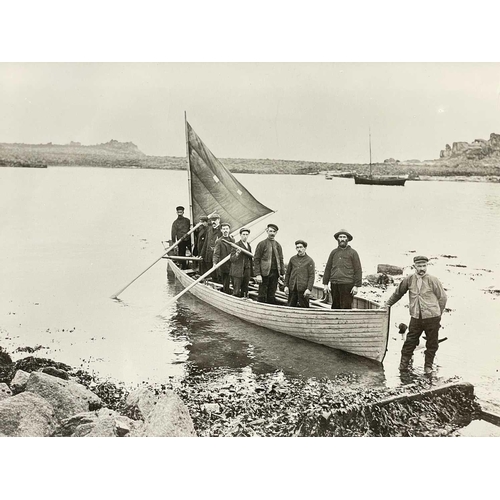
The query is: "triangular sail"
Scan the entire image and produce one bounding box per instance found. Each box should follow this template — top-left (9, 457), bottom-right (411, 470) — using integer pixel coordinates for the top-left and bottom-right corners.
top-left (186, 122), bottom-right (274, 229)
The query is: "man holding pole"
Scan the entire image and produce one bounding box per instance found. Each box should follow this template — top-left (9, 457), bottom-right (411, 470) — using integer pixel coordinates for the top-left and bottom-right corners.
top-left (230, 228), bottom-right (253, 298)
top-left (201, 213), bottom-right (223, 279)
top-left (213, 223), bottom-right (236, 294)
top-left (171, 206), bottom-right (191, 269)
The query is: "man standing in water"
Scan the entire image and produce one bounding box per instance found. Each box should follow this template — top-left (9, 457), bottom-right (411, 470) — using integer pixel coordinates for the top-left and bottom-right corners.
top-left (253, 223), bottom-right (285, 304)
top-left (284, 240), bottom-right (315, 308)
top-left (213, 223), bottom-right (236, 294)
top-left (385, 255), bottom-right (447, 374)
top-left (171, 206), bottom-right (191, 269)
top-left (322, 229), bottom-right (362, 309)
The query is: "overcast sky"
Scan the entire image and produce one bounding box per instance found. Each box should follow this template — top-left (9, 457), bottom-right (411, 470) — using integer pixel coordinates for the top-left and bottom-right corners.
top-left (1, 62), bottom-right (500, 164)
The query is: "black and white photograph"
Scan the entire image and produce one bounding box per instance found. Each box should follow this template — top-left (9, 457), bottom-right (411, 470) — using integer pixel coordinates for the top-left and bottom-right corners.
top-left (1, 3), bottom-right (499, 497)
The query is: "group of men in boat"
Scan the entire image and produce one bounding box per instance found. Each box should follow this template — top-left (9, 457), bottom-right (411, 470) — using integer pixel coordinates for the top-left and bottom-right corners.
top-left (171, 206), bottom-right (448, 375)
top-left (171, 206), bottom-right (362, 310)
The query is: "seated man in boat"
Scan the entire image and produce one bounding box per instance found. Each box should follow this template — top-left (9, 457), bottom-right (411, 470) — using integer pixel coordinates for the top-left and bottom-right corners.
top-left (385, 255), bottom-right (447, 375)
top-left (322, 229), bottom-right (362, 309)
top-left (171, 206), bottom-right (191, 270)
top-left (284, 240), bottom-right (315, 308)
top-left (230, 228), bottom-right (253, 298)
top-left (200, 212), bottom-right (222, 280)
top-left (213, 222), bottom-right (236, 294)
top-left (253, 223), bottom-right (285, 304)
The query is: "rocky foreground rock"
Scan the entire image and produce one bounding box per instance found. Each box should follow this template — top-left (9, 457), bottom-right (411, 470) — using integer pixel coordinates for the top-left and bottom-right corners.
top-left (0, 354), bottom-right (196, 437)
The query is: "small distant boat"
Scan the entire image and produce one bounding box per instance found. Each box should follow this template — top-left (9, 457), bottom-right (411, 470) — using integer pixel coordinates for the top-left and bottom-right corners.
top-left (354, 130), bottom-right (406, 187)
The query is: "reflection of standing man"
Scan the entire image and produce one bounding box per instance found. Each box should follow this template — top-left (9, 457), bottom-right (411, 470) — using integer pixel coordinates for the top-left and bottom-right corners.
top-left (171, 206), bottom-right (191, 269)
top-left (322, 229), bottom-right (362, 309)
top-left (284, 240), bottom-right (315, 308)
top-left (230, 228), bottom-right (253, 298)
top-left (385, 255), bottom-right (447, 374)
top-left (253, 223), bottom-right (285, 304)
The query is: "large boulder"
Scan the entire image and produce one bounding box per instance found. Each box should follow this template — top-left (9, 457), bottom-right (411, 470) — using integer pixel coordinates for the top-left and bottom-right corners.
top-left (25, 371), bottom-right (102, 421)
top-left (0, 391), bottom-right (57, 437)
top-left (141, 391), bottom-right (196, 437)
top-left (0, 383), bottom-right (13, 401)
top-left (10, 370), bottom-right (30, 394)
top-left (123, 387), bottom-right (158, 420)
top-left (57, 408), bottom-right (143, 437)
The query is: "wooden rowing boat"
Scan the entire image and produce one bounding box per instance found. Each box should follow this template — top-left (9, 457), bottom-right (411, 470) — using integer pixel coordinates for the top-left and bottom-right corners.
top-left (166, 116), bottom-right (390, 363)
top-left (167, 260), bottom-right (390, 362)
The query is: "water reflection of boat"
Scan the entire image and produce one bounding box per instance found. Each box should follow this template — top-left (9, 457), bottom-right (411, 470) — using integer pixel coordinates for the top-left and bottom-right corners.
top-left (167, 117), bottom-right (390, 363)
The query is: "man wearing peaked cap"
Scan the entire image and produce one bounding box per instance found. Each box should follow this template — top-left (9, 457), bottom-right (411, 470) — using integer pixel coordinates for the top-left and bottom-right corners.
top-left (253, 222), bottom-right (285, 304)
top-left (323, 229), bottom-right (362, 309)
top-left (200, 213), bottom-right (222, 278)
top-left (386, 255), bottom-right (447, 375)
top-left (230, 227), bottom-right (253, 298)
top-left (171, 205), bottom-right (191, 269)
top-left (193, 215), bottom-right (209, 263)
top-left (284, 240), bottom-right (315, 308)
top-left (213, 223), bottom-right (236, 294)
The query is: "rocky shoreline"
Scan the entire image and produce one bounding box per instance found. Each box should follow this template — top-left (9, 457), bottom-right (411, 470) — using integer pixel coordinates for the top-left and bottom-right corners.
top-left (0, 345), bottom-right (487, 437)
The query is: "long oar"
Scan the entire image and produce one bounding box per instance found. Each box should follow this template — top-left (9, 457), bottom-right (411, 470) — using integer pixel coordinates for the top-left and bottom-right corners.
top-left (159, 227), bottom-right (267, 312)
top-left (110, 221), bottom-right (203, 299)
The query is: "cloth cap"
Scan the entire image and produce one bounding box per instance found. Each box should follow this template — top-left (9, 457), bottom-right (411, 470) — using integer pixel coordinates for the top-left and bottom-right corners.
top-left (176, 206), bottom-right (185, 211)
top-left (295, 239), bottom-right (307, 247)
top-left (413, 255), bottom-right (429, 264)
top-left (209, 212), bottom-right (220, 220)
top-left (239, 228), bottom-right (250, 234)
top-left (221, 222), bottom-right (231, 229)
top-left (199, 216), bottom-right (209, 221)
top-left (267, 223), bottom-right (279, 231)
top-left (334, 229), bottom-right (353, 241)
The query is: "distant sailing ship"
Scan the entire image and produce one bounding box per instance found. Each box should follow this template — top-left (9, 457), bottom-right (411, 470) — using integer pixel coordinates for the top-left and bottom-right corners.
top-left (354, 130), bottom-right (406, 186)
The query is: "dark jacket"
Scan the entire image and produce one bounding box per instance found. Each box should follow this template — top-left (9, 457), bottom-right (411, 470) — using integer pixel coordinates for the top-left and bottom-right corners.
top-left (171, 216), bottom-right (191, 241)
top-left (253, 238), bottom-right (285, 277)
top-left (193, 225), bottom-right (207, 256)
top-left (322, 245), bottom-right (362, 287)
top-left (284, 254), bottom-right (315, 292)
top-left (213, 236), bottom-right (236, 273)
top-left (230, 240), bottom-right (253, 279)
top-left (201, 225), bottom-right (223, 263)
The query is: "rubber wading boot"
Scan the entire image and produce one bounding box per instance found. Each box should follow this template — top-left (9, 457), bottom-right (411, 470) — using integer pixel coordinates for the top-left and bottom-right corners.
top-left (424, 353), bottom-right (435, 375)
top-left (399, 354), bottom-right (412, 372)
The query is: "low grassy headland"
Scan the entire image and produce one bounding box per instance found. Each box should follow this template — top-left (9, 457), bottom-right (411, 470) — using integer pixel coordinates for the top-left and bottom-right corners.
top-left (0, 344), bottom-right (483, 437)
top-left (1, 133), bottom-right (500, 179)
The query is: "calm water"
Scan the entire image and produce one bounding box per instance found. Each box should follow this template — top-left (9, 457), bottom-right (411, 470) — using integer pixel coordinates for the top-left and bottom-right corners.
top-left (1, 167), bottom-right (499, 401)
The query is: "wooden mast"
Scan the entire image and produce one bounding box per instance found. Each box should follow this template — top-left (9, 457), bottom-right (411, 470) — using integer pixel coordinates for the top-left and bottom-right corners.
top-left (184, 111), bottom-right (195, 248)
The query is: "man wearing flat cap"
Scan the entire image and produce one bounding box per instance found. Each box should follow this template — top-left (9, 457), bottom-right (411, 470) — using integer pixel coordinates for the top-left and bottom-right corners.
top-left (322, 229), bottom-right (362, 309)
top-left (284, 240), bottom-right (315, 308)
top-left (253, 223), bottom-right (285, 304)
top-left (230, 228), bottom-right (253, 298)
top-left (213, 223), bottom-right (236, 294)
top-left (385, 255), bottom-right (447, 374)
top-left (193, 215), bottom-right (209, 264)
top-left (200, 212), bottom-right (222, 278)
top-left (171, 206), bottom-right (191, 269)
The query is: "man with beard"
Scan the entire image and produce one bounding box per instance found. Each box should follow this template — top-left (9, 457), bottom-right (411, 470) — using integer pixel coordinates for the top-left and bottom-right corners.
top-left (201, 213), bottom-right (222, 279)
top-left (385, 255), bottom-right (447, 374)
top-left (230, 228), bottom-right (253, 298)
top-left (170, 206), bottom-right (191, 269)
top-left (253, 223), bottom-right (285, 304)
top-left (213, 223), bottom-right (236, 294)
top-left (284, 240), bottom-right (315, 308)
top-left (322, 229), bottom-right (362, 309)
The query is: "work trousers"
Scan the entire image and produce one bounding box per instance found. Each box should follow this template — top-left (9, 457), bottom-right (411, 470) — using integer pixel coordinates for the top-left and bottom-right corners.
top-left (288, 287), bottom-right (310, 308)
top-left (258, 270), bottom-right (279, 304)
top-left (177, 240), bottom-right (191, 270)
top-left (218, 271), bottom-right (232, 294)
top-left (402, 316), bottom-right (441, 357)
top-left (232, 268), bottom-right (251, 297)
top-left (330, 283), bottom-right (353, 309)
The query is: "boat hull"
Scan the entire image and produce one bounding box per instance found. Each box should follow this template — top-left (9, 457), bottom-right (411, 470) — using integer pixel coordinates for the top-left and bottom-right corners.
top-left (167, 260), bottom-right (390, 362)
top-left (354, 175), bottom-right (406, 186)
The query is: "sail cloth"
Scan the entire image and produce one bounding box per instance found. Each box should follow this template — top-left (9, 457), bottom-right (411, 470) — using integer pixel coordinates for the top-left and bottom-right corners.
top-left (186, 122), bottom-right (274, 230)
